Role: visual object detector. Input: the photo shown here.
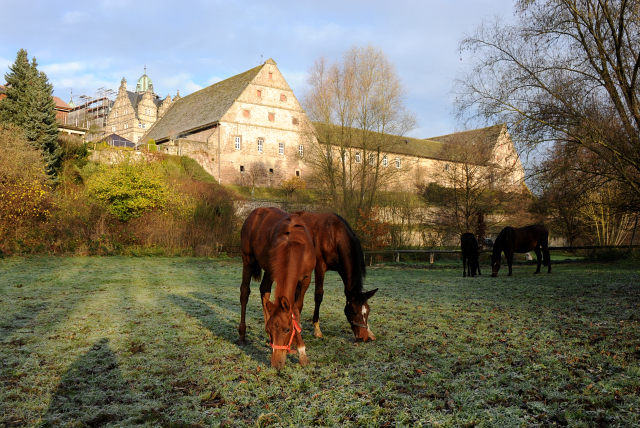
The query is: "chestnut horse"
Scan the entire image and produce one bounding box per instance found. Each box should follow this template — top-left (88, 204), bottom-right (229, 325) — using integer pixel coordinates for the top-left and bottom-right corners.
top-left (295, 211), bottom-right (378, 342)
top-left (238, 207), bottom-right (316, 369)
top-left (491, 224), bottom-right (551, 277)
top-left (461, 232), bottom-right (481, 277)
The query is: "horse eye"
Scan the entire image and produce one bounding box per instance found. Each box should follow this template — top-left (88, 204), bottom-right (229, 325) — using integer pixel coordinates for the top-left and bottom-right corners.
top-left (285, 328), bottom-right (290, 333)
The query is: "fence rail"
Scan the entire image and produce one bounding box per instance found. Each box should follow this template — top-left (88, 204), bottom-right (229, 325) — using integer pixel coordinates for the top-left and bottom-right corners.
top-left (368, 245), bottom-right (640, 263)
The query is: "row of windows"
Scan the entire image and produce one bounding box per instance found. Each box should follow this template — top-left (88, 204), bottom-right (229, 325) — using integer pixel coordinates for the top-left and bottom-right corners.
top-left (255, 89), bottom-right (288, 103)
top-left (114, 107), bottom-right (152, 118)
top-left (348, 152), bottom-right (401, 168)
top-left (242, 109), bottom-right (299, 125)
top-left (234, 136), bottom-right (303, 156)
top-left (111, 123), bottom-right (131, 132)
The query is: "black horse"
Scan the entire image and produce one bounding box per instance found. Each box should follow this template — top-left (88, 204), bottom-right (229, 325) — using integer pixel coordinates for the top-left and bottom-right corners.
top-left (461, 232), bottom-right (481, 277)
top-left (491, 225), bottom-right (551, 277)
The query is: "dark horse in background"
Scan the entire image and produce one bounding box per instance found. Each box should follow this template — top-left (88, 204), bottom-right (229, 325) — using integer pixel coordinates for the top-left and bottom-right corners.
top-left (491, 224), bottom-right (551, 277)
top-left (238, 207), bottom-right (316, 369)
top-left (295, 211), bottom-right (378, 342)
top-left (461, 232), bottom-right (481, 277)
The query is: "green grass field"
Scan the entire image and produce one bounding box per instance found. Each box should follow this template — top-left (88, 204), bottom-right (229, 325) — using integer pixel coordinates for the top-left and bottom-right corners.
top-left (1, 257), bottom-right (639, 427)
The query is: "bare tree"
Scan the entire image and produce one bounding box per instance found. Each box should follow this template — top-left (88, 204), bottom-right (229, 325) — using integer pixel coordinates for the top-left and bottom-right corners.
top-left (418, 130), bottom-right (529, 240)
top-left (455, 0), bottom-right (640, 205)
top-left (301, 44), bottom-right (417, 224)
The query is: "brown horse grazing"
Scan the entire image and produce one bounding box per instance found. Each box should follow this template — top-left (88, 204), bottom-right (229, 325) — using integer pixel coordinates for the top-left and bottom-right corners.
top-left (491, 225), bottom-right (551, 277)
top-left (295, 211), bottom-right (378, 342)
top-left (461, 232), bottom-right (481, 277)
top-left (238, 207), bottom-right (316, 369)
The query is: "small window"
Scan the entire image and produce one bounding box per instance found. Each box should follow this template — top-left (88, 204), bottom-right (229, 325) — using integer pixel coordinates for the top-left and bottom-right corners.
top-left (268, 113), bottom-right (275, 122)
top-left (383, 155), bottom-right (388, 167)
top-left (257, 89), bottom-right (262, 97)
top-left (298, 144), bottom-right (304, 157)
top-left (138, 123), bottom-right (143, 128)
top-left (395, 157), bottom-right (401, 168)
top-left (278, 142), bottom-right (284, 155)
top-left (258, 139), bottom-right (264, 153)
top-left (355, 152), bottom-right (361, 163)
top-left (235, 136), bottom-right (241, 150)
top-left (268, 72), bottom-right (273, 80)
top-left (115, 111), bottom-right (118, 118)
top-left (292, 117), bottom-right (299, 125)
top-left (240, 165), bottom-right (245, 172)
top-left (112, 125), bottom-right (116, 132)
top-left (280, 94), bottom-right (286, 102)
top-left (444, 163), bottom-right (450, 171)
top-left (369, 153), bottom-right (375, 165)
top-left (142, 123), bottom-right (146, 129)
top-left (137, 136), bottom-right (141, 142)
top-left (124, 123), bottom-right (128, 129)
top-left (243, 109), bottom-right (250, 118)
top-left (295, 170), bottom-right (300, 177)
top-left (269, 168), bottom-right (274, 173)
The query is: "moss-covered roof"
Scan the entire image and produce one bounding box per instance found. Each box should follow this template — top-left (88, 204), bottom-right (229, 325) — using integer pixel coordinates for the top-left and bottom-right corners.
top-left (143, 64), bottom-right (264, 143)
top-left (312, 123), bottom-right (505, 161)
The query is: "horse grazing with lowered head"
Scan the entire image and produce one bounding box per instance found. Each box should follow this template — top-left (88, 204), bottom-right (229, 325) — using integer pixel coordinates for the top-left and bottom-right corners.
top-left (238, 207), bottom-right (316, 369)
top-left (461, 232), bottom-right (481, 277)
top-left (295, 211), bottom-right (378, 342)
top-left (491, 224), bottom-right (551, 277)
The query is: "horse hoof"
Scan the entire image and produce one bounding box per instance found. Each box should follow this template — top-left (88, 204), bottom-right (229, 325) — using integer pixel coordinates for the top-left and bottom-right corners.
top-left (314, 332), bottom-right (323, 338)
top-left (299, 355), bottom-right (309, 366)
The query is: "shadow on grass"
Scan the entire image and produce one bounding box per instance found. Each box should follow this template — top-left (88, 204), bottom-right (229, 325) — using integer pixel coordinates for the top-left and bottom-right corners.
top-left (167, 293), bottom-right (269, 365)
top-left (0, 303), bottom-right (48, 341)
top-left (43, 338), bottom-right (134, 427)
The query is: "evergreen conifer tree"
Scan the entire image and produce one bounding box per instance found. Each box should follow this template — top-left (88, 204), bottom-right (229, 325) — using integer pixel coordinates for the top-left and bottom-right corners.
top-left (0, 49), bottom-right (60, 178)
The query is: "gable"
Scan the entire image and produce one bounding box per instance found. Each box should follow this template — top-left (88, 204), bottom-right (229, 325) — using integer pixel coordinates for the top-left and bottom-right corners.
top-left (143, 63), bottom-right (264, 142)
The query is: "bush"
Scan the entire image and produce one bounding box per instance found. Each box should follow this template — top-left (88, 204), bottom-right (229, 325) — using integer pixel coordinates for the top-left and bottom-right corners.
top-left (85, 158), bottom-right (168, 221)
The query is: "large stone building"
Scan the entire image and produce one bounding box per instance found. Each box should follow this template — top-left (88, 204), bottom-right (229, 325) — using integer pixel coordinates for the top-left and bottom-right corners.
top-left (106, 71), bottom-right (177, 144)
top-left (135, 59), bottom-right (524, 190)
top-left (142, 59), bottom-right (308, 185)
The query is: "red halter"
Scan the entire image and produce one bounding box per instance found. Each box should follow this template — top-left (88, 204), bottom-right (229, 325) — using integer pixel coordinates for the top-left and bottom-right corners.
top-left (270, 310), bottom-right (302, 353)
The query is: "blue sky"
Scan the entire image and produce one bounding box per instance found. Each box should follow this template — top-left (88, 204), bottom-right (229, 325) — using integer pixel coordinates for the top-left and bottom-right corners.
top-left (0, 0), bottom-right (516, 138)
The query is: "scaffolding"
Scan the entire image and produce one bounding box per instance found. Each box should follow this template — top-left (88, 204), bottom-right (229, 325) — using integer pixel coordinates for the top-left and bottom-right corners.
top-left (68, 87), bottom-right (117, 142)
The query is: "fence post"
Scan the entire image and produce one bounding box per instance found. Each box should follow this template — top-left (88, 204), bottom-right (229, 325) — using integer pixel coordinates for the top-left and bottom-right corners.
top-left (396, 252), bottom-right (399, 263)
top-left (430, 253), bottom-right (434, 264)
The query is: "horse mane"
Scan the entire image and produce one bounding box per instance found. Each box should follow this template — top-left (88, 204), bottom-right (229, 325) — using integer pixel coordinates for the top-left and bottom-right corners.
top-left (268, 215), bottom-right (311, 292)
top-left (334, 214), bottom-right (367, 296)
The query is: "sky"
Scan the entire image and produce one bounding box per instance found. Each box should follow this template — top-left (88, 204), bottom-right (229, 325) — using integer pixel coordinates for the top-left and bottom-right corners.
top-left (0, 0), bottom-right (517, 139)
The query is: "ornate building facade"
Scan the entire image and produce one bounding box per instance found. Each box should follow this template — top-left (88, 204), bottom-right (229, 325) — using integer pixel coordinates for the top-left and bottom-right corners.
top-left (106, 72), bottom-right (178, 144)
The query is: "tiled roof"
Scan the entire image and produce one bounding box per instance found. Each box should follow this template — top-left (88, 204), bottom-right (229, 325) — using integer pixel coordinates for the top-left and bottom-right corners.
top-left (53, 96), bottom-right (71, 111)
top-left (143, 63), bottom-right (264, 142)
top-left (312, 123), bottom-right (506, 162)
top-left (425, 124), bottom-right (504, 145)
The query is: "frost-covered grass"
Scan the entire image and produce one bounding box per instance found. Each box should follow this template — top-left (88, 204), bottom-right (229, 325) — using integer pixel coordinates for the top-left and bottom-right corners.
top-left (1, 256), bottom-right (639, 427)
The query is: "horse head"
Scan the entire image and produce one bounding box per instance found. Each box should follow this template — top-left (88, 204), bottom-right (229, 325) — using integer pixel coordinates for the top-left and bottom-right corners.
top-left (491, 255), bottom-right (501, 277)
top-left (344, 288), bottom-right (378, 342)
top-left (264, 296), bottom-right (299, 370)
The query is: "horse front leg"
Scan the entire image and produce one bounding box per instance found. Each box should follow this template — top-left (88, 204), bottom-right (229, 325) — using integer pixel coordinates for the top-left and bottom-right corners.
top-left (534, 247), bottom-right (542, 274)
top-left (506, 251), bottom-right (514, 276)
top-left (259, 274), bottom-right (274, 329)
top-left (239, 262), bottom-right (254, 344)
top-left (312, 266), bottom-right (326, 338)
top-left (463, 256), bottom-right (467, 277)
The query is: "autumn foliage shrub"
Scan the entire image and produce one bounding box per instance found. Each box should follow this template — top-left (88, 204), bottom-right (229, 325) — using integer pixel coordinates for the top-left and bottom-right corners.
top-left (0, 124), bottom-right (53, 254)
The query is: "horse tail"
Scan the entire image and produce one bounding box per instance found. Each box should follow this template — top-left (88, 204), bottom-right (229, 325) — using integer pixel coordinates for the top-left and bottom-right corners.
top-left (335, 214), bottom-right (366, 295)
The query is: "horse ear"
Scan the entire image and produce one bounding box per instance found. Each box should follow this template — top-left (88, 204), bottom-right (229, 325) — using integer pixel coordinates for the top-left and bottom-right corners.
top-left (263, 296), bottom-right (274, 322)
top-left (364, 288), bottom-right (378, 300)
top-left (280, 296), bottom-right (291, 312)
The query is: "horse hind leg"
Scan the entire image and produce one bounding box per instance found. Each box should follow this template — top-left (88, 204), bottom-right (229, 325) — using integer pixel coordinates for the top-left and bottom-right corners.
top-left (463, 256), bottom-right (467, 277)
